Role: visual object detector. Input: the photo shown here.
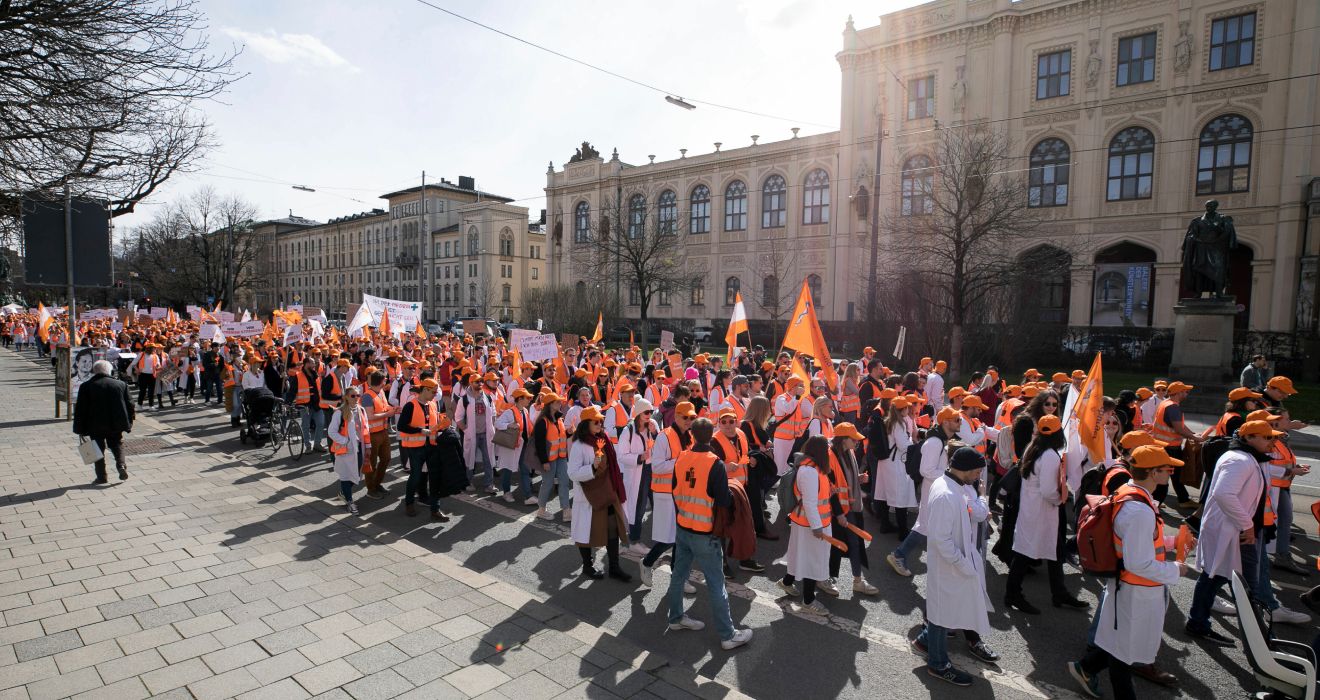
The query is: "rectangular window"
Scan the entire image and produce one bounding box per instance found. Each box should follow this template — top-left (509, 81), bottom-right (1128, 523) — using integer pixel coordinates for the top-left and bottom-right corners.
top-left (531, 268), bottom-right (538, 280)
top-left (1210, 13), bottom-right (1255, 71)
top-left (1116, 32), bottom-right (1157, 86)
top-left (1036, 50), bottom-right (1071, 99)
top-left (908, 76), bottom-right (934, 119)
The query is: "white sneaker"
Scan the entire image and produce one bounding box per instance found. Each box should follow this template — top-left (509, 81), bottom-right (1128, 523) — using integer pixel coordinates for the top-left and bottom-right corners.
top-left (536, 510), bottom-right (554, 521)
top-left (465, 485), bottom-right (475, 492)
top-left (720, 628), bottom-right (753, 650)
top-left (817, 579), bottom-right (840, 597)
top-left (799, 599), bottom-right (829, 616)
top-left (523, 496), bottom-right (538, 506)
top-left (668, 615), bottom-right (705, 631)
top-left (776, 579), bottom-right (801, 597)
top-left (684, 581), bottom-right (696, 594)
top-left (639, 561), bottom-right (653, 587)
top-left (1212, 597), bottom-right (1237, 615)
top-left (501, 493), bottom-right (515, 503)
top-left (485, 485), bottom-right (498, 494)
top-left (853, 577), bottom-right (879, 595)
top-left (562, 511), bottom-right (572, 521)
top-left (888, 553), bottom-right (912, 577)
top-left (630, 543), bottom-right (649, 556)
top-left (1274, 605), bottom-right (1312, 625)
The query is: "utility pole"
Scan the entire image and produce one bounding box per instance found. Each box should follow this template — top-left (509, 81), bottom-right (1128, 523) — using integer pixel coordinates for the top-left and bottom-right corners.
top-left (866, 111), bottom-right (885, 338)
top-left (63, 186), bottom-right (75, 419)
top-left (420, 171), bottom-right (427, 324)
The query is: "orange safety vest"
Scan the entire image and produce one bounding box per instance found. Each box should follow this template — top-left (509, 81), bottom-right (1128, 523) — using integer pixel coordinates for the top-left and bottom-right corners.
top-left (222, 363), bottom-right (235, 388)
top-left (1271, 440), bottom-right (1296, 489)
top-left (773, 397), bottom-right (810, 441)
top-left (330, 407), bottom-right (369, 456)
top-left (1151, 399), bottom-right (1184, 448)
top-left (650, 428), bottom-right (686, 494)
top-left (722, 396), bottom-right (747, 424)
top-left (712, 429), bottom-right (749, 484)
top-left (968, 415), bottom-right (988, 456)
top-left (789, 459), bottom-right (832, 527)
top-left (545, 416), bottom-right (568, 461)
top-left (605, 401), bottom-right (631, 443)
top-left (1207, 411), bottom-right (1244, 438)
top-left (839, 387), bottom-right (861, 414)
top-left (363, 388), bottom-right (389, 433)
top-left (673, 451), bottom-right (717, 532)
top-left (647, 382), bottom-right (669, 409)
top-left (320, 372), bottom-right (343, 410)
top-left (291, 372), bottom-right (312, 405)
top-left (811, 417), bottom-right (834, 440)
top-left (996, 398), bottom-right (1024, 429)
top-left (400, 398), bottom-right (438, 448)
top-left (827, 451), bottom-right (852, 514)
top-left (1112, 485), bottom-right (1168, 587)
top-left (136, 353), bottom-right (154, 374)
top-left (1099, 463), bottom-right (1132, 497)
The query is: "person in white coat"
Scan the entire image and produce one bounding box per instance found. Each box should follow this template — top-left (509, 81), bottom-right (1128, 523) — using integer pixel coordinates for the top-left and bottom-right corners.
top-left (565, 406), bottom-right (632, 582)
top-left (1068, 446), bottom-right (1189, 699)
top-left (776, 436), bottom-right (838, 616)
top-left (1186, 419), bottom-right (1299, 645)
top-left (1003, 414), bottom-right (1088, 614)
top-left (456, 377), bottom-right (497, 493)
top-left (327, 386), bottom-right (371, 516)
top-left (916, 447), bottom-right (996, 687)
top-left (616, 399), bottom-right (659, 548)
top-left (880, 397), bottom-right (917, 535)
top-left (889, 407), bottom-right (961, 577)
top-left (494, 388), bottom-right (534, 503)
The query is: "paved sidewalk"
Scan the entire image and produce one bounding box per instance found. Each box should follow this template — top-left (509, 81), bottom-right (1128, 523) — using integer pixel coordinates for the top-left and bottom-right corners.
top-left (0, 350), bottom-right (749, 700)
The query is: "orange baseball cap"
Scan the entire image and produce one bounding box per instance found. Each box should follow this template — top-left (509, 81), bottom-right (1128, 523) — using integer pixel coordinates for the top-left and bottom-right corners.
top-left (1005, 385), bottom-right (1022, 397)
top-left (947, 386), bottom-right (968, 399)
top-left (1021, 386), bottom-right (1040, 398)
top-left (935, 361), bottom-right (947, 371)
top-left (1052, 372), bottom-right (1069, 383)
top-left (1229, 387), bottom-right (1262, 402)
top-left (511, 388), bottom-right (534, 400)
top-left (578, 406), bottom-right (605, 422)
top-left (961, 395), bottom-right (985, 410)
top-left (1131, 445), bottom-right (1184, 470)
top-left (1119, 430), bottom-right (1167, 449)
top-left (785, 376), bottom-right (804, 391)
top-left (880, 388), bottom-right (898, 400)
top-left (1268, 376), bottom-right (1298, 395)
top-left (891, 396), bottom-right (911, 410)
top-left (1071, 370), bottom-right (1086, 380)
top-left (1024, 369), bottom-right (1041, 378)
top-left (418, 378), bottom-right (439, 390)
top-left (674, 402), bottom-right (698, 418)
top-left (1136, 387), bottom-right (1153, 399)
top-left (717, 408), bottom-right (738, 420)
top-left (936, 406), bottom-right (960, 423)
top-left (1245, 409), bottom-right (1281, 423)
top-left (1166, 381), bottom-right (1193, 394)
top-left (1038, 415), bottom-right (1062, 434)
top-left (1240, 420), bottom-right (1286, 438)
top-left (920, 357), bottom-right (932, 365)
top-left (835, 423), bottom-right (865, 440)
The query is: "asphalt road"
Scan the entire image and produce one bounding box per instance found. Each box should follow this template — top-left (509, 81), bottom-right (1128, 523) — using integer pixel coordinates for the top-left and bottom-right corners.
top-left (124, 394), bottom-right (1320, 700)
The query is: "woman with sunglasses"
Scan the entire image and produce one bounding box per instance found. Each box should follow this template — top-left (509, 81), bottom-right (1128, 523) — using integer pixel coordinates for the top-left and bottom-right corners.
top-left (328, 385), bottom-right (372, 516)
top-left (617, 398), bottom-right (660, 548)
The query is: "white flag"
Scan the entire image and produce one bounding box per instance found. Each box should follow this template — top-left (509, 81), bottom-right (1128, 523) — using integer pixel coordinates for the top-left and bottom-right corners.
top-left (346, 303), bottom-right (373, 338)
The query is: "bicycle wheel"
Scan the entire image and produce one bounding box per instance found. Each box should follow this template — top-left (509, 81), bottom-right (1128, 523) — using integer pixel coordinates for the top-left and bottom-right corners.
top-left (286, 420), bottom-right (305, 461)
top-left (266, 418), bottom-right (281, 454)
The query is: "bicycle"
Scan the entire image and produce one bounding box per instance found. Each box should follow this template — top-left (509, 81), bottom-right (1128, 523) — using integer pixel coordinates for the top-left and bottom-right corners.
top-left (261, 399), bottom-right (305, 461)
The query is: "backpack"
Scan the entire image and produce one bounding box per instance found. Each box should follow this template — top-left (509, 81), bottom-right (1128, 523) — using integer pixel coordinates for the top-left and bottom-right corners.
top-left (1075, 491), bottom-right (1149, 578)
top-left (776, 453), bottom-right (808, 517)
top-left (994, 426), bottom-right (1015, 475)
top-left (1199, 435), bottom-right (1234, 490)
top-left (865, 414), bottom-right (891, 462)
top-left (906, 435), bottom-right (942, 486)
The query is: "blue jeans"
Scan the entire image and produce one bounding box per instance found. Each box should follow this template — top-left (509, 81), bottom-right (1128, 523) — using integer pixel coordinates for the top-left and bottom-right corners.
top-left (301, 406), bottom-right (326, 448)
top-left (629, 463), bottom-right (653, 542)
top-left (1188, 570), bottom-right (1230, 632)
top-left (202, 373), bottom-right (219, 402)
top-left (668, 528), bottom-right (735, 641)
top-left (501, 464), bottom-right (533, 497)
top-left (1247, 533), bottom-right (1279, 610)
top-left (895, 530), bottom-right (927, 563)
top-left (1276, 488), bottom-right (1297, 555)
top-left (470, 437), bottom-right (492, 485)
top-left (405, 445), bottom-right (434, 507)
top-left (537, 458), bottom-right (571, 510)
top-left (918, 622), bottom-right (950, 670)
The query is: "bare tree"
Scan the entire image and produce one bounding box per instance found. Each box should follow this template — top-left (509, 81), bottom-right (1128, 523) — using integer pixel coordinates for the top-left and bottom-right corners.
top-left (520, 283), bottom-right (620, 338)
top-left (570, 186), bottom-right (690, 351)
top-left (745, 234), bottom-right (802, 345)
top-left (881, 125), bottom-right (1051, 381)
top-left (0, 0), bottom-right (240, 248)
top-left (461, 272), bottom-right (500, 320)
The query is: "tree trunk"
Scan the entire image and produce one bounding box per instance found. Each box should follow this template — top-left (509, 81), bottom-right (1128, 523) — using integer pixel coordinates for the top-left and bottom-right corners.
top-left (950, 322), bottom-right (963, 386)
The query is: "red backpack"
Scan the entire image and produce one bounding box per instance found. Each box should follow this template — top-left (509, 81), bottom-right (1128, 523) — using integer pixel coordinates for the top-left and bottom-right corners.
top-left (1076, 491), bottom-right (1147, 578)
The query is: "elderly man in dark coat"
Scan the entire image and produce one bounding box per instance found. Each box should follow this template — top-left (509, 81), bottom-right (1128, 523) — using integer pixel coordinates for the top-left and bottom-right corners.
top-left (73, 360), bottom-right (136, 483)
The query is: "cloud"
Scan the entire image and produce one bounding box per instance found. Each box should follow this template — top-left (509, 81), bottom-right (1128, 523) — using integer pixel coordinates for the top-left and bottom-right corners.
top-left (222, 27), bottom-right (360, 73)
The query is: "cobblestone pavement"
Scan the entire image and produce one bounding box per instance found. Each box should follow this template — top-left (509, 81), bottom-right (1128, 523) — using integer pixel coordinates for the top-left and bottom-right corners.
top-left (0, 349), bottom-right (751, 700)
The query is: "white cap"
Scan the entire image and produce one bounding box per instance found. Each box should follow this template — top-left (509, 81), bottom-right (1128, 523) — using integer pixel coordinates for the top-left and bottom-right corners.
top-left (632, 398), bottom-right (654, 414)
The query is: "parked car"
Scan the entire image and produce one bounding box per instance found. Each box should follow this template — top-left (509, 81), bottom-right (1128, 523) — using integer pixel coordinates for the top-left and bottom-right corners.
top-left (691, 326), bottom-right (714, 343)
top-left (445, 317), bottom-right (500, 337)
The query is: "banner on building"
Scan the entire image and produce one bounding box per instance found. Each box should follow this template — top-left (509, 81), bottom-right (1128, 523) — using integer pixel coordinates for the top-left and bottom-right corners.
top-left (1092, 264), bottom-right (1152, 327)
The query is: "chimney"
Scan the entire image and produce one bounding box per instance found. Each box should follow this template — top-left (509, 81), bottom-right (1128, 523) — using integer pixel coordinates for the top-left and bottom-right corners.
top-left (458, 176), bottom-right (475, 190)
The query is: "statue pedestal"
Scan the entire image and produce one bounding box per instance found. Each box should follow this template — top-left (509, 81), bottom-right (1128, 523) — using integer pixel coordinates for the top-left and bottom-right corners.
top-left (1169, 296), bottom-right (1237, 414)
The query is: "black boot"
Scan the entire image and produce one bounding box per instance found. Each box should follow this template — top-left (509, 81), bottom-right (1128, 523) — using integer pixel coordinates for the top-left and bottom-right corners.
top-left (580, 547), bottom-right (603, 579)
top-left (875, 500), bottom-right (896, 533)
top-left (1004, 593), bottom-right (1041, 614)
top-left (606, 537), bottom-right (631, 582)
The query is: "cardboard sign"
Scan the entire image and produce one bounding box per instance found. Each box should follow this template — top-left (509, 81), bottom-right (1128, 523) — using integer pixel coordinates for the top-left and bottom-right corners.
top-left (660, 330), bottom-right (674, 352)
top-left (462, 319), bottom-right (486, 336)
top-left (220, 321), bottom-right (264, 338)
top-left (287, 304), bottom-right (303, 315)
top-left (561, 333), bottom-right (579, 350)
top-left (519, 334), bottom-right (561, 362)
top-left (199, 324), bottom-right (222, 341)
top-left (346, 303), bottom-right (361, 325)
top-left (283, 324), bottom-right (304, 347)
top-left (216, 312), bottom-right (235, 323)
top-left (186, 305), bottom-right (200, 317)
top-left (110, 322), bottom-right (122, 332)
top-left (149, 307), bottom-right (168, 319)
top-left (303, 307), bottom-right (322, 318)
top-left (509, 329), bottom-right (539, 351)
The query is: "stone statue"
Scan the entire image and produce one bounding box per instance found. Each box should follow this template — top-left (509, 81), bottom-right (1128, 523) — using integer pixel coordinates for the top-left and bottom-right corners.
top-left (951, 65), bottom-right (967, 112)
top-left (1182, 199), bottom-right (1237, 297)
top-left (568, 142), bottom-right (599, 163)
top-left (1174, 21), bottom-right (1193, 74)
top-left (1086, 40), bottom-right (1102, 89)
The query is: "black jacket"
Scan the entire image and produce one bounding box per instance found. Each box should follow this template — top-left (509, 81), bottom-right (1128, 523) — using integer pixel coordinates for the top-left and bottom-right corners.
top-left (73, 374), bottom-right (135, 437)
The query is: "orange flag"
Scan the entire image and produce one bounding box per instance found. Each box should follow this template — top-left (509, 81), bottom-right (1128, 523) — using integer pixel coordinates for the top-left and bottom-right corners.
top-left (379, 307), bottom-right (392, 337)
top-left (590, 312), bottom-right (603, 344)
top-left (782, 277), bottom-right (837, 391)
top-left (1070, 352), bottom-right (1106, 463)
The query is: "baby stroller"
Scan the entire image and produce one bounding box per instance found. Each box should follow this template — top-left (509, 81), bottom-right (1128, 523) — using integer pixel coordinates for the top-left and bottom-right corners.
top-left (240, 387), bottom-right (277, 446)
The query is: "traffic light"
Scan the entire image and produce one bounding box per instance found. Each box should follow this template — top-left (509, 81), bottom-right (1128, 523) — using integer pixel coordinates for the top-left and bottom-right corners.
top-left (116, 280), bottom-right (123, 288)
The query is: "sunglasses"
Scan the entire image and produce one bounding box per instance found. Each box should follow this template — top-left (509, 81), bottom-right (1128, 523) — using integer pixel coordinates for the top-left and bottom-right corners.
top-left (1044, 401), bottom-right (1058, 407)
top-left (719, 419), bottom-right (737, 425)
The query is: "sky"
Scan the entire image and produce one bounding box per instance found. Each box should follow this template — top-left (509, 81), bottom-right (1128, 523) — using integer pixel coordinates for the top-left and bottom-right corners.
top-left (114, 0), bottom-right (926, 236)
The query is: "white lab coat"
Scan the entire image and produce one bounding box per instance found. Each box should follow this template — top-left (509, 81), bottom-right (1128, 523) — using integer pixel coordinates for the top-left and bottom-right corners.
top-left (493, 406), bottom-right (528, 473)
top-left (1094, 485), bottom-right (1182, 665)
top-left (926, 372), bottom-right (945, 413)
top-left (567, 439), bottom-right (601, 545)
top-left (327, 406), bottom-right (369, 484)
top-left (617, 421), bottom-right (658, 526)
top-left (457, 391), bottom-right (497, 469)
top-left (783, 464), bottom-right (832, 581)
top-left (1139, 396), bottom-right (1159, 426)
top-left (924, 474), bottom-right (992, 635)
top-left (564, 402), bottom-right (594, 433)
top-left (911, 436), bottom-right (950, 536)
top-left (1196, 448), bottom-right (1267, 579)
top-left (648, 428), bottom-right (682, 544)
top-left (881, 423), bottom-right (917, 508)
top-left (772, 394), bottom-right (812, 475)
top-left (1013, 448), bottom-right (1064, 561)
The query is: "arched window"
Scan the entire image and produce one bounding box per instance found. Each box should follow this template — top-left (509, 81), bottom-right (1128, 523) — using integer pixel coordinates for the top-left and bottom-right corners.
top-left (762, 174), bottom-right (786, 228)
top-left (855, 186), bottom-right (870, 220)
top-left (901, 155), bottom-right (934, 216)
top-left (725, 276), bottom-right (741, 306)
top-left (724, 181), bottom-right (746, 231)
top-left (658, 190), bottom-right (677, 235)
top-left (690, 277), bottom-right (705, 306)
top-left (690, 185), bottom-right (710, 234)
top-left (658, 287), bottom-right (671, 306)
top-left (575, 281), bottom-right (586, 298)
top-left (628, 194), bottom-right (645, 239)
top-left (808, 275), bottom-right (823, 306)
top-left (803, 170), bottom-right (830, 224)
top-left (762, 275), bottom-right (778, 307)
top-left (1107, 127), bottom-right (1155, 201)
top-left (1029, 139), bottom-right (1071, 207)
top-left (499, 228), bottom-right (513, 256)
top-left (468, 227), bottom-right (480, 255)
top-left (1198, 114), bottom-right (1253, 194)
top-left (574, 202), bottom-right (590, 242)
